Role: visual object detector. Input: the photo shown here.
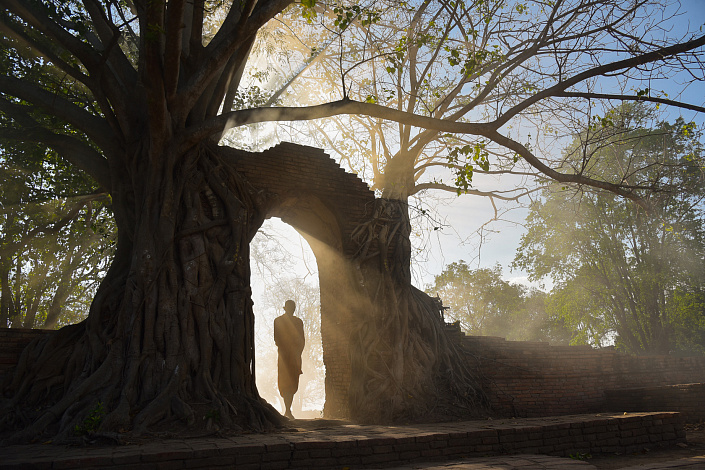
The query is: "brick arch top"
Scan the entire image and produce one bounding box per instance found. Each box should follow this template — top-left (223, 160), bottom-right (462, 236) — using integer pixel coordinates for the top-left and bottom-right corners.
top-left (222, 142), bottom-right (375, 257)
top-left (222, 142), bottom-right (375, 418)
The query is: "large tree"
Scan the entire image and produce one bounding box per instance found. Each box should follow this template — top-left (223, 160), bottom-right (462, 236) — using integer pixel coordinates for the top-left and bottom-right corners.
top-left (1, 0), bottom-right (704, 441)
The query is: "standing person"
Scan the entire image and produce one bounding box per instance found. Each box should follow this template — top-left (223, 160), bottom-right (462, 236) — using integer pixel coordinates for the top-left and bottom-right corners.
top-left (274, 300), bottom-right (305, 419)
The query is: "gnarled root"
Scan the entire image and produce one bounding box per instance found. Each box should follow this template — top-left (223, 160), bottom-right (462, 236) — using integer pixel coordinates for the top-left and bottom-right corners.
top-left (1, 143), bottom-right (281, 443)
top-left (348, 198), bottom-right (486, 423)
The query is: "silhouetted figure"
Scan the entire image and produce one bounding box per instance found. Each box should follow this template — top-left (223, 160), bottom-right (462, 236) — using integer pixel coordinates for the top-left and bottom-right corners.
top-left (274, 299), bottom-right (305, 419)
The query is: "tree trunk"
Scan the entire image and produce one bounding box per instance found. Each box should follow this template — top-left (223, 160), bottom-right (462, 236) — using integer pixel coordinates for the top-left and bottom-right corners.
top-left (348, 198), bottom-right (485, 423)
top-left (1, 143), bottom-right (281, 442)
top-left (21, 291), bottom-right (41, 329)
top-left (0, 259), bottom-right (10, 328)
top-left (43, 280), bottom-right (71, 330)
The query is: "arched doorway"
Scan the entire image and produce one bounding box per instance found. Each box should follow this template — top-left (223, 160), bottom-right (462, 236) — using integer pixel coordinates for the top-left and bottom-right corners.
top-left (250, 217), bottom-right (324, 418)
top-left (250, 194), bottom-right (358, 418)
top-left (224, 142), bottom-right (377, 418)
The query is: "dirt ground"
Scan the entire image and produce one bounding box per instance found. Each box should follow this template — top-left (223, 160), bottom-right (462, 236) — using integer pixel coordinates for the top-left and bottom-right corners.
top-left (587, 423), bottom-right (705, 469)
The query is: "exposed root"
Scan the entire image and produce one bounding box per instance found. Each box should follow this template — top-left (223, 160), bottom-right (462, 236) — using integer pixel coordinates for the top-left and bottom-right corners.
top-left (1, 143), bottom-right (282, 443)
top-left (349, 198), bottom-right (486, 423)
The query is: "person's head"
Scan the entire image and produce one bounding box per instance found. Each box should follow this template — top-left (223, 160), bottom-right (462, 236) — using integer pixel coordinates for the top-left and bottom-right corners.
top-left (284, 299), bottom-right (296, 315)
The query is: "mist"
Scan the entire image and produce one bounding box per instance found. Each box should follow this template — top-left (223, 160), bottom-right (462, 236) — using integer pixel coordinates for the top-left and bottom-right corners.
top-left (250, 218), bottom-right (325, 418)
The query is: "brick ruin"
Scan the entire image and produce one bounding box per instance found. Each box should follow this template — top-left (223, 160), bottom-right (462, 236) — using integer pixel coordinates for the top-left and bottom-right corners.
top-left (2, 143), bottom-right (705, 422)
top-left (221, 143), bottom-right (375, 417)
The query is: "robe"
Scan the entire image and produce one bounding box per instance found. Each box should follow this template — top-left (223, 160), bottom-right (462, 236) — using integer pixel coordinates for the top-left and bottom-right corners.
top-left (274, 313), bottom-right (305, 395)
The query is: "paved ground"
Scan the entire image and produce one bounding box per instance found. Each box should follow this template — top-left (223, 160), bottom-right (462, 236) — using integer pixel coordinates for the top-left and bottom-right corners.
top-left (377, 454), bottom-right (705, 469)
top-left (376, 454), bottom-right (596, 468)
top-left (0, 414), bottom-right (703, 469)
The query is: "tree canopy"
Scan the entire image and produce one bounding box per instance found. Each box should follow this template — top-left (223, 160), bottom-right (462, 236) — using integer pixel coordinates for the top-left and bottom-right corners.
top-left (515, 103), bottom-right (705, 354)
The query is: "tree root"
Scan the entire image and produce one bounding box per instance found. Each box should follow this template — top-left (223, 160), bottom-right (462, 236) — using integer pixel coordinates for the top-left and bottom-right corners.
top-left (349, 198), bottom-right (486, 423)
top-left (1, 144), bottom-right (282, 443)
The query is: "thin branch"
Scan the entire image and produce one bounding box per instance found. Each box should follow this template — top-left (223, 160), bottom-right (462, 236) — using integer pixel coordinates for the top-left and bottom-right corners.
top-left (412, 181), bottom-right (540, 201)
top-left (0, 75), bottom-right (117, 150)
top-left (494, 34), bottom-right (705, 128)
top-left (0, 98), bottom-right (111, 189)
top-left (554, 91), bottom-right (705, 114)
top-left (488, 129), bottom-right (649, 208)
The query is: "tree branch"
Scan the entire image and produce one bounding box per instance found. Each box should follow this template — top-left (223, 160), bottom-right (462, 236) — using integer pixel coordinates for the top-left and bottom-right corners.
top-left (3, 1), bottom-right (134, 135)
top-left (140, 0), bottom-right (168, 144)
top-left (494, 34), bottom-right (705, 128)
top-left (554, 91), bottom-right (705, 114)
top-left (0, 76), bottom-right (117, 151)
top-left (164, 0), bottom-right (187, 102)
top-left (3, 0), bottom-right (103, 70)
top-left (487, 130), bottom-right (650, 209)
top-left (412, 181), bottom-right (539, 201)
top-left (208, 37), bottom-right (256, 120)
top-left (185, 98), bottom-right (491, 148)
top-left (178, 0), bottom-right (292, 115)
top-left (0, 98), bottom-right (111, 189)
top-left (82, 0), bottom-right (138, 92)
top-left (0, 17), bottom-right (90, 87)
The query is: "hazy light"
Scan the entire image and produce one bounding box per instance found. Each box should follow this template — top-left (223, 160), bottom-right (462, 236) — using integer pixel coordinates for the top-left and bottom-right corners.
top-left (251, 218), bottom-right (325, 416)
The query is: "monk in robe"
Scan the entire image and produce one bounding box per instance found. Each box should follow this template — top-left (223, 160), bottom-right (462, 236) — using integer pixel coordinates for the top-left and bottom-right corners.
top-left (273, 299), bottom-right (305, 419)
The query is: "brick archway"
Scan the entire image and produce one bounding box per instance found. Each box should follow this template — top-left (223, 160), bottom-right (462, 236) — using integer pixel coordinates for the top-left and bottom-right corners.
top-left (223, 142), bottom-right (375, 417)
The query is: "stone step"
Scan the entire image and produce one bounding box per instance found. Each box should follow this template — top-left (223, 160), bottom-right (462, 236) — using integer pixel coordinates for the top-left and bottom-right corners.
top-left (0, 412), bottom-right (685, 469)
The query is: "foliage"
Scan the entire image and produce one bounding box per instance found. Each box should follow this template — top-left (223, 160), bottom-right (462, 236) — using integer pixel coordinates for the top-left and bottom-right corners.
top-left (515, 104), bottom-right (705, 354)
top-left (426, 260), bottom-right (571, 344)
top-left (569, 452), bottom-right (592, 461)
top-left (73, 402), bottom-right (105, 436)
top-left (0, 141), bottom-right (115, 328)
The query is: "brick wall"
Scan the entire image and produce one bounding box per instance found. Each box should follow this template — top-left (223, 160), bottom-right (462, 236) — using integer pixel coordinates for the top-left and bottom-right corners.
top-left (222, 142), bottom-right (375, 259)
top-left (0, 328), bottom-right (50, 381)
top-left (450, 327), bottom-right (705, 419)
top-left (605, 383), bottom-right (705, 423)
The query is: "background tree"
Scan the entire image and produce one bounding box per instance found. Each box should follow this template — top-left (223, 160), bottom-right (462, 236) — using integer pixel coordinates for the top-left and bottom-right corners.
top-left (1, 0), bottom-right (704, 441)
top-left (427, 260), bottom-right (571, 343)
top-left (515, 104), bottom-right (705, 354)
top-left (0, 139), bottom-right (114, 329)
top-left (276, 0), bottom-right (705, 256)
